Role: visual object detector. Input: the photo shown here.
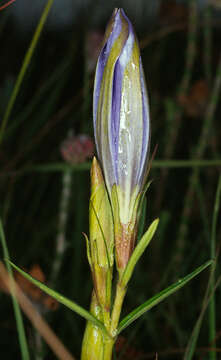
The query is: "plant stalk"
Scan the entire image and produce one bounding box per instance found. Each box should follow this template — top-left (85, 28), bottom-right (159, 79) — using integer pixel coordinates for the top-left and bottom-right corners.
top-left (81, 291), bottom-right (114, 360)
top-left (111, 282), bottom-right (127, 337)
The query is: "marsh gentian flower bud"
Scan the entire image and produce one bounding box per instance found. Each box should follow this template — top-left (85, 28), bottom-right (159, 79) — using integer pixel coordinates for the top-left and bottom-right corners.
top-left (93, 9), bottom-right (150, 271)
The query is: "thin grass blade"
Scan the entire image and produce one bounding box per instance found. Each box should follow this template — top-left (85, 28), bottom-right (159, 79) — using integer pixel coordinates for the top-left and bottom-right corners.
top-left (209, 176), bottom-right (221, 359)
top-left (0, 220), bottom-right (30, 360)
top-left (0, 0), bottom-right (55, 145)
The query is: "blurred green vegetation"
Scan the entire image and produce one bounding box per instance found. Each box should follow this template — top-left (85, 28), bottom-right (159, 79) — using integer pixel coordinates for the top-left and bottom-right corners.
top-left (0, 1), bottom-right (221, 359)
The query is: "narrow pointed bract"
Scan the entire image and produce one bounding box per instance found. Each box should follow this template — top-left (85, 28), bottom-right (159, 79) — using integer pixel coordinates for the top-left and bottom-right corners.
top-left (93, 8), bottom-right (150, 270)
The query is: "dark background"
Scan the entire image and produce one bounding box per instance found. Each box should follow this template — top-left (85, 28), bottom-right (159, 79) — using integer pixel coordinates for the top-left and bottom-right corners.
top-left (0, 0), bottom-right (221, 359)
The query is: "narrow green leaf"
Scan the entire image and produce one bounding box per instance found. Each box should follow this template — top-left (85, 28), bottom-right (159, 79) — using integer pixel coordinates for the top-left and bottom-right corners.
top-left (7, 260), bottom-right (111, 338)
top-left (209, 175), bottom-right (221, 360)
top-left (0, 220), bottom-right (30, 360)
top-left (118, 260), bottom-right (213, 334)
top-left (185, 176), bottom-right (221, 360)
top-left (5, 59), bottom-right (70, 140)
top-left (0, 0), bottom-right (56, 145)
top-left (184, 272), bottom-right (221, 360)
top-left (121, 219), bottom-right (159, 286)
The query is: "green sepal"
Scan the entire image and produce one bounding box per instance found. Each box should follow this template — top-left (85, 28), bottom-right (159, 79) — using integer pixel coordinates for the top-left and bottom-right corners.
top-left (121, 218), bottom-right (159, 286)
top-left (89, 157), bottom-right (114, 268)
top-left (7, 260), bottom-right (111, 338)
top-left (89, 158), bottom-right (114, 312)
top-left (90, 200), bottom-right (111, 268)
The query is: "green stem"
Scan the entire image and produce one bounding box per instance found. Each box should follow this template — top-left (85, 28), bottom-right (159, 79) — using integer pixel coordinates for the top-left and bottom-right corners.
top-left (81, 291), bottom-right (114, 360)
top-left (103, 338), bottom-right (115, 360)
top-left (111, 282), bottom-right (127, 337)
top-left (81, 282), bottom-right (126, 359)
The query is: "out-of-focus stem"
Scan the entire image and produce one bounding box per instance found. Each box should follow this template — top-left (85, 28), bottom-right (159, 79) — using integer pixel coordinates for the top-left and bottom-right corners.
top-left (175, 53), bottom-right (221, 269)
top-left (155, 0), bottom-right (198, 210)
top-left (50, 168), bottom-right (72, 285)
top-left (34, 332), bottom-right (44, 360)
top-left (203, 5), bottom-right (212, 85)
top-left (46, 148), bottom-right (72, 359)
top-left (209, 176), bottom-right (221, 360)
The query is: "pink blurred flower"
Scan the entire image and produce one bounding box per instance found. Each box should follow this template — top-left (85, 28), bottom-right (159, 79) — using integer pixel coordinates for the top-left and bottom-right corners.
top-left (60, 134), bottom-right (94, 164)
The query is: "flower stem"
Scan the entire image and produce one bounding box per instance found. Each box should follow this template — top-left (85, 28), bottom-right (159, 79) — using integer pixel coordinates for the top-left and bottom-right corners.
top-left (110, 281), bottom-right (126, 337)
top-left (81, 291), bottom-right (114, 360)
top-left (103, 338), bottom-right (115, 360)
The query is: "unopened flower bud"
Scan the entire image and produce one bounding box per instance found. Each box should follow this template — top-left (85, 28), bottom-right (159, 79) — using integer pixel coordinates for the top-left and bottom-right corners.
top-left (93, 9), bottom-right (150, 271)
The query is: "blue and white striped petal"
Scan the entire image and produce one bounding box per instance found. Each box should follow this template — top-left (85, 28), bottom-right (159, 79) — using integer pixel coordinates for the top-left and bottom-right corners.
top-left (93, 8), bottom-right (150, 225)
